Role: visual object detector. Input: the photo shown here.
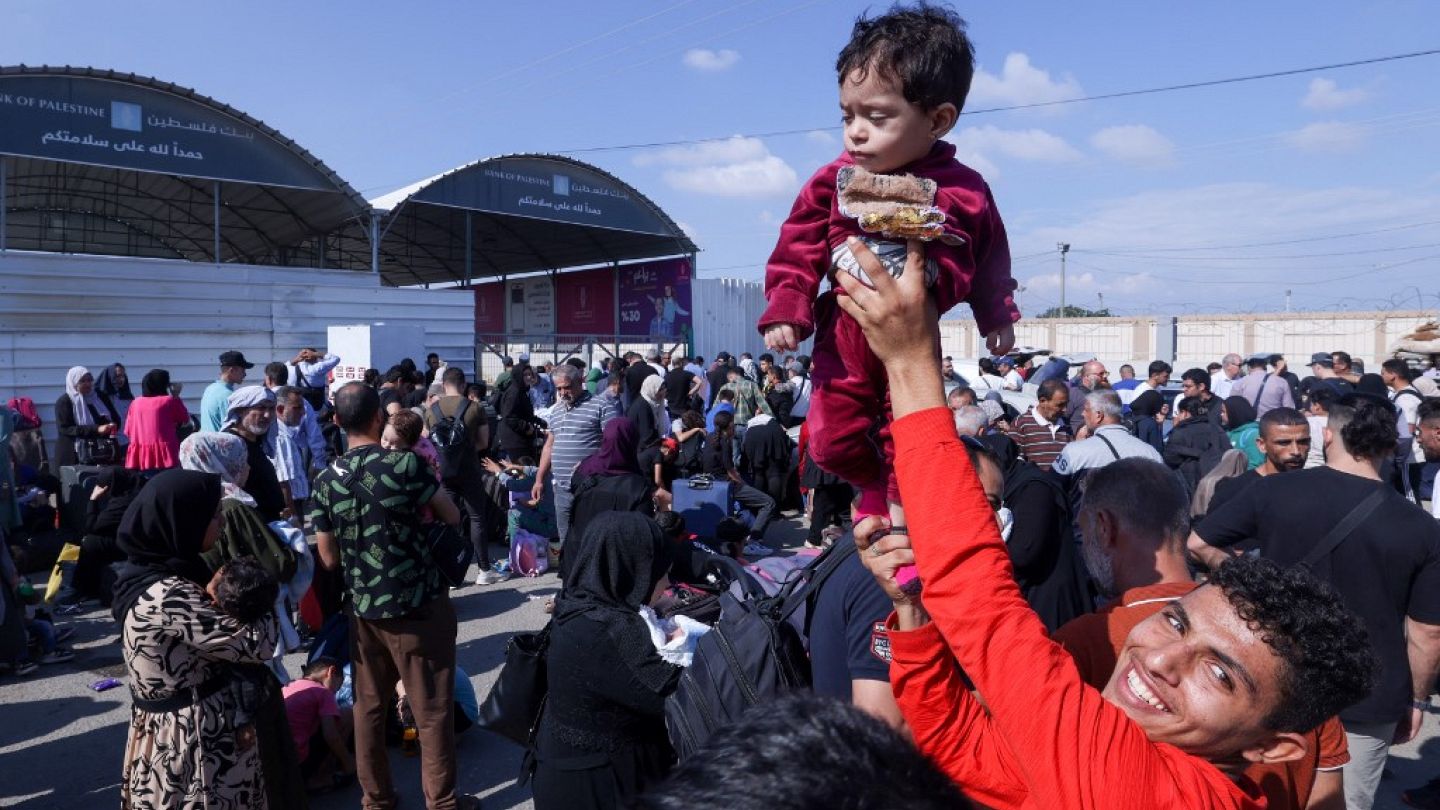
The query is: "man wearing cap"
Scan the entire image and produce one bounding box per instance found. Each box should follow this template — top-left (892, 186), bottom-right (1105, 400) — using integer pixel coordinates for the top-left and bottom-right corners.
top-left (995, 356), bottom-right (1024, 391)
top-left (1228, 354), bottom-right (1295, 418)
top-left (1301, 352), bottom-right (1355, 405)
top-left (201, 351), bottom-right (253, 432)
top-left (223, 386), bottom-right (287, 522)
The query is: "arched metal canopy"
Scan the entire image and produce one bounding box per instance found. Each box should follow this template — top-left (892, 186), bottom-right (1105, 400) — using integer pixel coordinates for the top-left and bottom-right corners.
top-left (0, 66), bottom-right (371, 267)
top-left (371, 153), bottom-right (697, 287)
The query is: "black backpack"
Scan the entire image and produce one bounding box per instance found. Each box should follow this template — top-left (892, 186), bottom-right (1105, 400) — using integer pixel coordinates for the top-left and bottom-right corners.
top-left (429, 399), bottom-right (471, 479)
top-left (664, 540), bottom-right (857, 759)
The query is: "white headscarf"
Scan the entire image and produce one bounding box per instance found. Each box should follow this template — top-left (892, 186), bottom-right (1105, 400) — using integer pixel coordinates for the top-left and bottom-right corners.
top-left (65, 366), bottom-right (99, 427)
top-left (223, 386), bottom-right (276, 431)
top-left (640, 375), bottom-right (669, 436)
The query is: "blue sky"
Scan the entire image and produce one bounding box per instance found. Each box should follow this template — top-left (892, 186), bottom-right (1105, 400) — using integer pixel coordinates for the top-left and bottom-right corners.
top-left (5, 0), bottom-right (1439, 316)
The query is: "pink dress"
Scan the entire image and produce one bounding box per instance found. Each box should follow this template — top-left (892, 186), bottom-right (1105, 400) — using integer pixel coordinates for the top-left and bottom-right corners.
top-left (124, 395), bottom-right (190, 471)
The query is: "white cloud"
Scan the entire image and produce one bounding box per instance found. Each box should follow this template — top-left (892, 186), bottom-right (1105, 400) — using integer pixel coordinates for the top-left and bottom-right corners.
top-left (969, 53), bottom-right (1082, 109)
top-left (1286, 121), bottom-right (1366, 153)
top-left (1089, 124), bottom-right (1176, 168)
top-left (805, 130), bottom-right (838, 146)
top-left (682, 48), bottom-right (740, 72)
top-left (634, 135), bottom-right (798, 197)
top-left (1024, 270), bottom-right (1156, 295)
top-left (676, 221), bottom-right (699, 240)
top-left (947, 125), bottom-right (1082, 177)
top-left (1301, 78), bottom-right (1370, 111)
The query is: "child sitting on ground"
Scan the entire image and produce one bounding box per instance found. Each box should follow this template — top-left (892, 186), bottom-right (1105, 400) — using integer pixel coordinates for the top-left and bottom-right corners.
top-left (759, 3), bottom-right (1019, 538)
top-left (281, 656), bottom-right (355, 793)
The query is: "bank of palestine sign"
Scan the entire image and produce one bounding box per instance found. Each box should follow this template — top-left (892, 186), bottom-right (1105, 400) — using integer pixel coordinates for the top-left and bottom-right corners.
top-left (0, 73), bottom-right (334, 191)
top-left (411, 156), bottom-right (677, 237)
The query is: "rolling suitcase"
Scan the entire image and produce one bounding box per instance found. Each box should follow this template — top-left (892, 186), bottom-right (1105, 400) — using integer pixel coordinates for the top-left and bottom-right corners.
top-left (59, 465), bottom-right (106, 533)
top-left (673, 475), bottom-right (731, 539)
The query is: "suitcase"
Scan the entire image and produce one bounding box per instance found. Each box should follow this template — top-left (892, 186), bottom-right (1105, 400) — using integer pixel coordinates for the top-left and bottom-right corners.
top-left (59, 465), bottom-right (106, 533)
top-left (673, 475), bottom-right (732, 539)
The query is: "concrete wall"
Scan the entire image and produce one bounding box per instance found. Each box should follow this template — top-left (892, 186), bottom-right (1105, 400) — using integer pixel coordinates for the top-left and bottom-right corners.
top-left (0, 251), bottom-right (474, 447)
top-left (942, 311), bottom-right (1436, 371)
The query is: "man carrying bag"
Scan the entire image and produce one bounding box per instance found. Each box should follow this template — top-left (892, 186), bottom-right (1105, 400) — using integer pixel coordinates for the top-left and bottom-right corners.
top-left (310, 382), bottom-right (480, 810)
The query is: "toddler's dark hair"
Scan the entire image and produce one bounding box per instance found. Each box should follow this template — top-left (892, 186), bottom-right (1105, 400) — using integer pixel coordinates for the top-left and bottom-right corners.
top-left (387, 409), bottom-right (424, 447)
top-left (836, 2), bottom-right (976, 112)
top-left (654, 510), bottom-right (686, 540)
top-left (213, 557), bottom-right (279, 624)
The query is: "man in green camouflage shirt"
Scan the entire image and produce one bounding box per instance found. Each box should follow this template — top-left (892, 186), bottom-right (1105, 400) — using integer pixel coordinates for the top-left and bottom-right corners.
top-left (312, 382), bottom-right (476, 809)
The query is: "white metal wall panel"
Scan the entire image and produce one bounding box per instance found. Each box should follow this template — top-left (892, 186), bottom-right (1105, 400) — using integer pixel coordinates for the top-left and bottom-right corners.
top-left (0, 251), bottom-right (473, 449)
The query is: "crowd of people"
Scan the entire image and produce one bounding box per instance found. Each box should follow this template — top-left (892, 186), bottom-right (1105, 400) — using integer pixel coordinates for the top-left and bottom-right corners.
top-left (4, 4), bottom-right (1440, 810)
top-left (4, 281), bottom-right (1438, 810)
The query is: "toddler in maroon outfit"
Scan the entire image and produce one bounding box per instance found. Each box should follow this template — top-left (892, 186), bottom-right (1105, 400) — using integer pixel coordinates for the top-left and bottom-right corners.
top-left (760, 3), bottom-right (1020, 523)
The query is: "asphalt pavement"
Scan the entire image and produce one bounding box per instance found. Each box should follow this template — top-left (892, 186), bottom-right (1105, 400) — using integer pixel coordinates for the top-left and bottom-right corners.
top-left (2, 511), bottom-right (1436, 809)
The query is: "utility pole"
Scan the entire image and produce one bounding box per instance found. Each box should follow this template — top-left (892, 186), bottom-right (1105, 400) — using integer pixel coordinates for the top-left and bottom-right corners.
top-left (1098, 292), bottom-right (1105, 313)
top-left (1057, 242), bottom-right (1071, 316)
top-left (1285, 289), bottom-right (1292, 312)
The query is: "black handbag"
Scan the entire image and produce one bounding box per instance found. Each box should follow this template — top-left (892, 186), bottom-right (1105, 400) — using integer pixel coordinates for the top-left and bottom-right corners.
top-left (425, 521), bottom-right (475, 589)
top-left (76, 436), bottom-right (119, 465)
top-left (477, 623), bottom-right (551, 747)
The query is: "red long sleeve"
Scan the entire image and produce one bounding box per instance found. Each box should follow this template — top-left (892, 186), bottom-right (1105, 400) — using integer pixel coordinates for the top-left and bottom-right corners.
top-left (889, 407), bottom-right (1265, 810)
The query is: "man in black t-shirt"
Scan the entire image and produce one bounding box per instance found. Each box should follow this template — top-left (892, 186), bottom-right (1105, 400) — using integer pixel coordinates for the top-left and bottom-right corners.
top-left (1208, 407), bottom-right (1310, 515)
top-left (1190, 395), bottom-right (1440, 810)
top-left (706, 352), bottom-right (734, 409)
top-left (622, 352), bottom-right (657, 414)
top-left (664, 356), bottom-right (698, 416)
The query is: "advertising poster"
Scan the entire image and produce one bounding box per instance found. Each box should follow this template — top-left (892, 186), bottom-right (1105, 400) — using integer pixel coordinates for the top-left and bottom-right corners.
top-left (554, 267), bottom-right (616, 335)
top-left (617, 257), bottom-right (692, 341)
top-left (505, 276), bottom-right (554, 336)
top-left (473, 282), bottom-right (505, 338)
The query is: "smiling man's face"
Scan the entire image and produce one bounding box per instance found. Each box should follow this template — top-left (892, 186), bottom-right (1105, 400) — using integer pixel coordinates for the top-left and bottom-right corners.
top-left (1101, 584), bottom-right (1287, 761)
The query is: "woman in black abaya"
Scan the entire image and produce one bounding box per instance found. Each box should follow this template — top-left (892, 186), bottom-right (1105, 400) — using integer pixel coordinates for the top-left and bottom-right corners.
top-left (533, 512), bottom-right (680, 810)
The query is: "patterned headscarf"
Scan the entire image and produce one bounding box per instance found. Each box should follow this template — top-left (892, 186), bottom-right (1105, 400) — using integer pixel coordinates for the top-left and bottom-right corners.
top-left (65, 366), bottom-right (99, 427)
top-left (179, 432), bottom-right (254, 506)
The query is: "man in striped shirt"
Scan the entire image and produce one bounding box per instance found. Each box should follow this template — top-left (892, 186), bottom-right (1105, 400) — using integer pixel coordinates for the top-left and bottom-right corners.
top-left (1006, 378), bottom-right (1072, 471)
top-left (534, 364), bottom-right (618, 549)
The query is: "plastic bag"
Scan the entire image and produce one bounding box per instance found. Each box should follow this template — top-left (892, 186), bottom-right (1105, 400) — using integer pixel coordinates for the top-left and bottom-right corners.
top-left (508, 528), bottom-right (549, 577)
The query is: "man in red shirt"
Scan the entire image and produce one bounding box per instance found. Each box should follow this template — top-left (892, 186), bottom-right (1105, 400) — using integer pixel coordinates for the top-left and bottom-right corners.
top-left (1053, 457), bottom-right (1347, 810)
top-left (835, 238), bottom-right (1375, 810)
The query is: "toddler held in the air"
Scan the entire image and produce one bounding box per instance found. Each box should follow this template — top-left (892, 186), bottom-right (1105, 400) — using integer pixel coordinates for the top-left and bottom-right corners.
top-left (760, 2), bottom-right (1020, 526)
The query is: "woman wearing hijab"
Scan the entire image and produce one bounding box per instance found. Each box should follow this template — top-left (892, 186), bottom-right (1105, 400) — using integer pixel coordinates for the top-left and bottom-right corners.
top-left (179, 433), bottom-right (297, 584)
top-left (123, 369), bottom-right (192, 473)
top-left (566, 418), bottom-right (656, 574)
top-left (627, 375), bottom-right (668, 448)
top-left (71, 467), bottom-right (145, 603)
top-left (54, 365), bottom-right (121, 473)
top-left (1220, 395), bottom-right (1263, 470)
top-left (979, 433), bottom-right (1092, 631)
top-left (96, 363), bottom-right (135, 421)
top-left (1127, 390), bottom-right (1168, 456)
top-left (116, 469), bottom-right (280, 810)
top-left (496, 364), bottom-right (542, 460)
top-left (534, 512), bottom-right (680, 810)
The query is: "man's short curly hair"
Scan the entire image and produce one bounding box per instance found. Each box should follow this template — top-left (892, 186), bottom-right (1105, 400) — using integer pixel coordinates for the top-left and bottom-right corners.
top-left (635, 693), bottom-right (970, 810)
top-left (1209, 556), bottom-right (1376, 732)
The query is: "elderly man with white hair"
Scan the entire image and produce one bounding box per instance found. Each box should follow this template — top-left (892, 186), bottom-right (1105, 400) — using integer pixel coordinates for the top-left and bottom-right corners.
top-left (222, 385), bottom-right (287, 522)
top-left (1052, 390), bottom-right (1163, 480)
top-left (1211, 352), bottom-right (1243, 398)
top-left (952, 405), bottom-right (989, 437)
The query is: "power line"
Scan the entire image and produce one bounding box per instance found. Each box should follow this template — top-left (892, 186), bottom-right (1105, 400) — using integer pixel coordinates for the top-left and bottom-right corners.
top-left (1062, 218), bottom-right (1440, 253)
top-left (553, 47), bottom-right (1440, 155)
top-left (1078, 241), bottom-right (1440, 262)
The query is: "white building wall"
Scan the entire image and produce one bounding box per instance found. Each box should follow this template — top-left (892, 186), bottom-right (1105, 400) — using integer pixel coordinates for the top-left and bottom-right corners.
top-left (0, 251), bottom-right (474, 448)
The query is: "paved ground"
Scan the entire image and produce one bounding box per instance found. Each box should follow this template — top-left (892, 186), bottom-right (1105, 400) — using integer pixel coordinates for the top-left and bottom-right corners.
top-left (2, 511), bottom-right (1437, 809)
